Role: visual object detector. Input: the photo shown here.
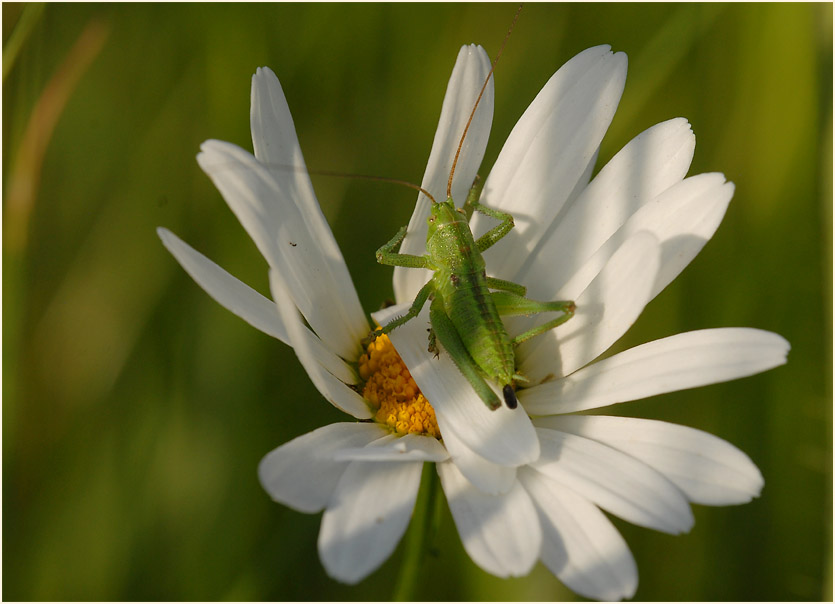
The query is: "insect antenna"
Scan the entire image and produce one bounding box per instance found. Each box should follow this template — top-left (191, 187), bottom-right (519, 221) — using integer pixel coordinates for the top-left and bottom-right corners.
top-left (230, 161), bottom-right (438, 204)
top-left (446, 3), bottom-right (523, 199)
top-left (307, 168), bottom-right (438, 205)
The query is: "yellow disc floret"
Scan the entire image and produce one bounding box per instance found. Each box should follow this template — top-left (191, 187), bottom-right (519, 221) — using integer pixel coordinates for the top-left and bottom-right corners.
top-left (358, 333), bottom-right (441, 439)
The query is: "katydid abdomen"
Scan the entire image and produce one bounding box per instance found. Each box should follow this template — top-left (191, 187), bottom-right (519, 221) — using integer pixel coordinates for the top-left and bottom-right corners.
top-left (437, 267), bottom-right (518, 406)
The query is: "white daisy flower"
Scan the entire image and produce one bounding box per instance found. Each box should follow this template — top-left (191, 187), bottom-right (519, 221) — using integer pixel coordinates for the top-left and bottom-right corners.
top-left (158, 43), bottom-right (789, 600)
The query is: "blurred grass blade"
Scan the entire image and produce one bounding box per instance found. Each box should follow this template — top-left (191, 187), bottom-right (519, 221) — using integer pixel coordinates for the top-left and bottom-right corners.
top-left (2, 3), bottom-right (45, 81)
top-left (4, 17), bottom-right (109, 252)
top-left (615, 4), bottom-right (723, 127)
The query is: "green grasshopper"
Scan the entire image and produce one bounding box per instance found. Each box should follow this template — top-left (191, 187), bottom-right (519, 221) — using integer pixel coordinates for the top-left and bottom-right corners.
top-left (367, 26), bottom-right (575, 411)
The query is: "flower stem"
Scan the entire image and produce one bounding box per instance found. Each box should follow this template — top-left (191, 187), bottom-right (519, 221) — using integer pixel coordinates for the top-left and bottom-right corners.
top-left (392, 462), bottom-right (439, 601)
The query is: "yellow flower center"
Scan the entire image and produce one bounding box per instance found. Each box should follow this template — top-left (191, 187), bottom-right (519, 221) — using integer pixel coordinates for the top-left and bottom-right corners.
top-left (358, 333), bottom-right (441, 439)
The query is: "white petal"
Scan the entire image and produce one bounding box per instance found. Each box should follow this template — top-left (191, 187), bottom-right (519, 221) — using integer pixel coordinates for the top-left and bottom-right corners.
top-left (440, 423), bottom-right (517, 495)
top-left (335, 433), bottom-right (449, 462)
top-left (250, 66), bottom-right (306, 168)
top-left (539, 415), bottom-right (765, 505)
top-left (554, 173), bottom-right (733, 306)
top-left (520, 467), bottom-right (638, 601)
top-left (531, 426), bottom-right (694, 534)
top-left (157, 227), bottom-right (288, 343)
top-left (519, 231), bottom-right (660, 383)
top-left (197, 140), bottom-right (368, 359)
top-left (258, 422), bottom-right (387, 513)
top-left (437, 460), bottom-right (541, 578)
top-left (394, 45), bottom-right (494, 302)
top-left (271, 270), bottom-right (372, 419)
top-left (249, 67), bottom-right (370, 351)
top-left (645, 174), bottom-right (733, 300)
top-left (561, 147), bottom-right (599, 217)
top-left (521, 328), bottom-right (790, 415)
top-left (373, 303), bottom-right (539, 467)
top-left (512, 118), bottom-right (695, 300)
top-left (267, 269), bottom-right (360, 385)
top-left (475, 45), bottom-right (628, 282)
top-left (318, 457), bottom-right (423, 584)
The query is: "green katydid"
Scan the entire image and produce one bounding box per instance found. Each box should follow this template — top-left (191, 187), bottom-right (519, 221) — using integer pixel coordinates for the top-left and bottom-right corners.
top-left (366, 17), bottom-right (576, 411)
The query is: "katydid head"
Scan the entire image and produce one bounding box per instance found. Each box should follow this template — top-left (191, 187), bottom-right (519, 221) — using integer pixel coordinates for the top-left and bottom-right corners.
top-left (426, 198), bottom-right (462, 239)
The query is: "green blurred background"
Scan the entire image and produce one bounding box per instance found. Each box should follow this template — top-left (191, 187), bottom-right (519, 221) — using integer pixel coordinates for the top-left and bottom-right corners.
top-left (3, 3), bottom-right (831, 601)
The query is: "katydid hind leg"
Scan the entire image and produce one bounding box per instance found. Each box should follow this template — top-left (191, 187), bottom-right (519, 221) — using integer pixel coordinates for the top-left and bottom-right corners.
top-left (490, 291), bottom-right (576, 345)
top-left (429, 297), bottom-right (502, 411)
top-left (511, 308), bottom-right (575, 345)
top-left (486, 276), bottom-right (526, 297)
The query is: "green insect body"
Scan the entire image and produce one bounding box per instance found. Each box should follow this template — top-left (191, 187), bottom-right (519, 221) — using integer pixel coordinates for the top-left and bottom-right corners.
top-left (370, 183), bottom-right (576, 411)
top-left (426, 199), bottom-right (516, 406)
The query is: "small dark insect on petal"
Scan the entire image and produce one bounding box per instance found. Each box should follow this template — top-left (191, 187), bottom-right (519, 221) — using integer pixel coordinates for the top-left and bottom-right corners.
top-left (502, 384), bottom-right (518, 409)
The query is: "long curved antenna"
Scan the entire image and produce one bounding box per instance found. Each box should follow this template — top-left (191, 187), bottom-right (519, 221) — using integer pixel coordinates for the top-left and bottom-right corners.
top-left (258, 163), bottom-right (438, 205)
top-left (446, 3), bottom-right (523, 199)
top-left (311, 169), bottom-right (438, 205)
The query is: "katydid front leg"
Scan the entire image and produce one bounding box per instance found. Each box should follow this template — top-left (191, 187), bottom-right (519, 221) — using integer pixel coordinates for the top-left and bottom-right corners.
top-left (461, 175), bottom-right (484, 221)
top-left (374, 225), bottom-right (429, 269)
top-left (365, 225), bottom-right (435, 346)
top-left (462, 178), bottom-right (516, 253)
top-left (365, 280), bottom-right (434, 346)
top-left (472, 200), bottom-right (516, 253)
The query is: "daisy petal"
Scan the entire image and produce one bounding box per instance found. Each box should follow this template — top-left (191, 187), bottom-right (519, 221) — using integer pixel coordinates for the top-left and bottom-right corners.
top-left (513, 118), bottom-right (695, 299)
top-left (557, 173), bottom-right (733, 306)
top-left (562, 147), bottom-right (599, 216)
top-left (250, 66), bottom-right (306, 168)
top-left (475, 45), bottom-right (628, 281)
top-left (439, 423), bottom-right (517, 495)
top-left (157, 227), bottom-right (288, 343)
top-left (519, 231), bottom-right (661, 383)
top-left (318, 458), bottom-right (423, 584)
top-left (271, 270), bottom-right (371, 419)
top-left (267, 269), bottom-right (359, 386)
top-left (394, 44), bottom-right (493, 302)
top-left (249, 66), bottom-right (369, 350)
top-left (645, 174), bottom-right (733, 300)
top-left (520, 328), bottom-right (790, 415)
top-left (258, 422), bottom-right (387, 513)
top-left (373, 303), bottom-right (539, 467)
top-left (538, 415), bottom-right (765, 505)
top-left (438, 460), bottom-right (541, 578)
top-left (197, 139), bottom-right (367, 359)
top-left (520, 467), bottom-right (638, 601)
top-left (532, 426), bottom-right (694, 534)
top-left (334, 433), bottom-right (449, 462)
